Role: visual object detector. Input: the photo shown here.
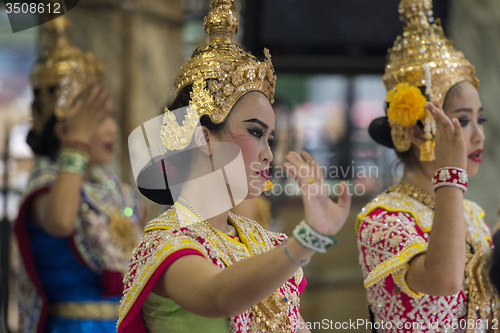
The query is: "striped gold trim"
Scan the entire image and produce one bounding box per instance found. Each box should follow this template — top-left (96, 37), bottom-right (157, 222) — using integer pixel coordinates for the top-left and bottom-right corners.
top-left (49, 301), bottom-right (119, 320)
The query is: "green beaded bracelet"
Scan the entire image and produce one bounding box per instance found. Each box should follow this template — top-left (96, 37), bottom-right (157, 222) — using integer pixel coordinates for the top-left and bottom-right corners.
top-left (58, 147), bottom-right (90, 176)
top-left (292, 220), bottom-right (338, 253)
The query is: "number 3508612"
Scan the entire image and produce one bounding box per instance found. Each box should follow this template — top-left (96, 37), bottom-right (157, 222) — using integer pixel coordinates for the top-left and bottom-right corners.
top-left (6, 2), bottom-right (62, 14)
top-left (443, 319), bottom-right (498, 330)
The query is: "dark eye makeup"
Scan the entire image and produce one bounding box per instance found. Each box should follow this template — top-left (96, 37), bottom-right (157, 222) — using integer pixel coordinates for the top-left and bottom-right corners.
top-left (457, 115), bottom-right (487, 127)
top-left (247, 127), bottom-right (275, 147)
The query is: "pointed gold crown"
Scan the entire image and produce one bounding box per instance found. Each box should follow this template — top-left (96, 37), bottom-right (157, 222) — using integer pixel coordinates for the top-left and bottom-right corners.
top-left (382, 0), bottom-right (478, 160)
top-left (161, 0), bottom-right (276, 150)
top-left (384, 0), bottom-right (477, 101)
top-left (30, 15), bottom-right (104, 133)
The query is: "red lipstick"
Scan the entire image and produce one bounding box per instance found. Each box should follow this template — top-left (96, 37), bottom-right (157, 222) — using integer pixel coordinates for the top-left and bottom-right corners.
top-left (104, 142), bottom-right (115, 154)
top-left (257, 169), bottom-right (269, 180)
top-left (468, 149), bottom-right (483, 163)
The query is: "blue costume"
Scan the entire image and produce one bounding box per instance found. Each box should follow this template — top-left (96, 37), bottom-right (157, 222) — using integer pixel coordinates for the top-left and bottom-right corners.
top-left (15, 157), bottom-right (143, 333)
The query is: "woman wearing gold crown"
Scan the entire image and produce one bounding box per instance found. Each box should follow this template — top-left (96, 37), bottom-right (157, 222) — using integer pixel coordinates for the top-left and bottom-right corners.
top-left (14, 16), bottom-right (144, 333)
top-left (357, 0), bottom-right (498, 332)
top-left (117, 1), bottom-right (351, 332)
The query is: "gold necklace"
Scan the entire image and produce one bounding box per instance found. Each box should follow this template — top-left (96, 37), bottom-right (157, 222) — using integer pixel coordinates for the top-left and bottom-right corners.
top-left (177, 197), bottom-right (243, 264)
top-left (177, 197), bottom-right (236, 239)
top-left (387, 181), bottom-right (435, 209)
top-left (177, 197), bottom-right (292, 332)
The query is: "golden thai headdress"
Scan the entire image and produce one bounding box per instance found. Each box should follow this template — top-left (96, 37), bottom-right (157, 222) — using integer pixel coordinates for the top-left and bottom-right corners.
top-left (382, 0), bottom-right (478, 161)
top-left (161, 0), bottom-right (276, 151)
top-left (30, 15), bottom-right (104, 134)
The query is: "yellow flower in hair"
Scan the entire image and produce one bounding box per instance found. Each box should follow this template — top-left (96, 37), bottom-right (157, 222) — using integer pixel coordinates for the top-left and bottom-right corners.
top-left (386, 83), bottom-right (427, 127)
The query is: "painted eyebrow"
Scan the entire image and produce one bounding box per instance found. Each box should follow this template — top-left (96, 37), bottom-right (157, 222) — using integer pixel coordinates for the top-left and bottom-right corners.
top-left (451, 107), bottom-right (484, 114)
top-left (243, 118), bottom-right (275, 136)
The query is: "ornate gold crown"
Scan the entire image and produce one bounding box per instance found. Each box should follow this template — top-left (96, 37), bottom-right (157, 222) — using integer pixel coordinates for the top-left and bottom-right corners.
top-left (161, 0), bottom-right (276, 150)
top-left (30, 15), bottom-right (104, 134)
top-left (383, 0), bottom-right (478, 161)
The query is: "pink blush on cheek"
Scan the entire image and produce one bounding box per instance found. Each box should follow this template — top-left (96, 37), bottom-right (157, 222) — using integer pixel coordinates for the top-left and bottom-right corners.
top-left (236, 140), bottom-right (260, 170)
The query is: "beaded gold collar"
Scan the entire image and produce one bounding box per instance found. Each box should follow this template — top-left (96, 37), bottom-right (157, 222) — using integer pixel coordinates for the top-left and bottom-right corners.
top-left (387, 181), bottom-right (435, 210)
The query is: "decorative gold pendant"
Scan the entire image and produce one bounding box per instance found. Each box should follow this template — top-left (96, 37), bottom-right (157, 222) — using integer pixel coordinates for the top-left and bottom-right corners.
top-left (251, 290), bottom-right (290, 332)
top-left (389, 121), bottom-right (412, 152)
top-left (109, 211), bottom-right (138, 257)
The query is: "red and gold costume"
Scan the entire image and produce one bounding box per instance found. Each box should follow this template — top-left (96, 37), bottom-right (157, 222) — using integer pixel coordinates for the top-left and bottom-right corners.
top-left (117, 201), bottom-right (305, 333)
top-left (118, 1), bottom-right (305, 331)
top-left (358, 1), bottom-right (499, 331)
top-left (357, 184), bottom-right (497, 332)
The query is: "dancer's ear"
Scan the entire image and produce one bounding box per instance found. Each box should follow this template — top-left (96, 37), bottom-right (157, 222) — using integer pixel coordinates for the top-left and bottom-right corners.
top-left (407, 124), bottom-right (425, 147)
top-left (193, 126), bottom-right (212, 156)
top-left (54, 120), bottom-right (66, 141)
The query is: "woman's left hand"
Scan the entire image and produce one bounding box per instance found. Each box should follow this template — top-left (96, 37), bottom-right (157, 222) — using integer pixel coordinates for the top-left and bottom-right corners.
top-left (283, 151), bottom-right (351, 236)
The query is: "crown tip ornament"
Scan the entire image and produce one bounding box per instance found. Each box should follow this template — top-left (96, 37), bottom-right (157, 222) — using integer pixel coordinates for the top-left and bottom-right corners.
top-left (398, 0), bottom-right (433, 26)
top-left (43, 14), bottom-right (71, 34)
top-left (204, 0), bottom-right (239, 45)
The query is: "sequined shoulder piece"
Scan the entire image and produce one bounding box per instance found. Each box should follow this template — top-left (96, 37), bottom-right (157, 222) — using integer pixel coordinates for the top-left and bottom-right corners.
top-left (118, 207), bottom-right (210, 328)
top-left (228, 212), bottom-right (285, 248)
top-left (21, 157), bottom-right (58, 202)
top-left (143, 207), bottom-right (180, 231)
top-left (356, 190), bottom-right (434, 233)
top-left (463, 199), bottom-right (492, 251)
top-left (463, 199), bottom-right (485, 221)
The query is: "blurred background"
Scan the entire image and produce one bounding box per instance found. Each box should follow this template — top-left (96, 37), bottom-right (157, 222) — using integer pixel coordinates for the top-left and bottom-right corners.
top-left (1, 0), bottom-right (499, 331)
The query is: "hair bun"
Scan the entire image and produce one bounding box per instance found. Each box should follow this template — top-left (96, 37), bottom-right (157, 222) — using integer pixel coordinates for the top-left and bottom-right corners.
top-left (368, 116), bottom-right (394, 149)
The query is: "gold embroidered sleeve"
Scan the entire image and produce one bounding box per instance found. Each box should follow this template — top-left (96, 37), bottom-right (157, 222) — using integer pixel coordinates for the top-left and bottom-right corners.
top-left (358, 209), bottom-right (427, 298)
top-left (119, 228), bottom-right (210, 325)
